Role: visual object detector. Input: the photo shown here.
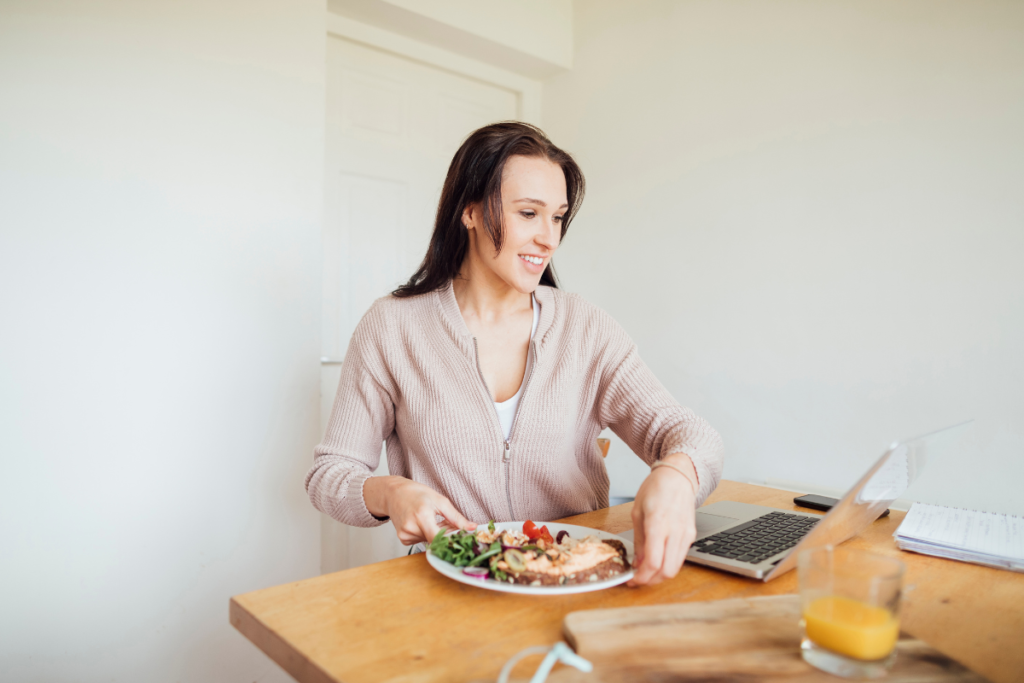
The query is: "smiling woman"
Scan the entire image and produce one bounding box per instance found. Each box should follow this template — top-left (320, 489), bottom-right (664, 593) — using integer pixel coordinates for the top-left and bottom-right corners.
top-left (305, 122), bottom-right (726, 587)
top-left (393, 122), bottom-right (585, 297)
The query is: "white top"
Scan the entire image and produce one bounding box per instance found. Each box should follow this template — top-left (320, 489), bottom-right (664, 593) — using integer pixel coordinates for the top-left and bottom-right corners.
top-left (494, 294), bottom-right (539, 441)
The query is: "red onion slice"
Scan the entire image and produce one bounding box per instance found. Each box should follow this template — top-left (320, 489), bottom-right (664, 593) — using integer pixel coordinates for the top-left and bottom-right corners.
top-left (462, 567), bottom-right (489, 580)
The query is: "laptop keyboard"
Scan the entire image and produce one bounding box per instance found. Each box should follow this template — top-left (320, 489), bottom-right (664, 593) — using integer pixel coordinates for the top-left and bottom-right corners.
top-left (692, 511), bottom-right (820, 565)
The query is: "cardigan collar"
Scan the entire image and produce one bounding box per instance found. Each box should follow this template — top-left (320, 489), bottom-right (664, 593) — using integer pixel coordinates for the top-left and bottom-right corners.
top-left (436, 280), bottom-right (557, 355)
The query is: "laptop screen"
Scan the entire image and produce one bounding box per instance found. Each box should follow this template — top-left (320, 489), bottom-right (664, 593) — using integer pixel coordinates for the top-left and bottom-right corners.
top-left (765, 421), bottom-right (973, 580)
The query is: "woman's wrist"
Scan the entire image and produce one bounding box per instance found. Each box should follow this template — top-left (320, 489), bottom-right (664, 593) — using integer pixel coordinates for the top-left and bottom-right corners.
top-left (363, 475), bottom-right (398, 519)
top-left (650, 453), bottom-right (699, 496)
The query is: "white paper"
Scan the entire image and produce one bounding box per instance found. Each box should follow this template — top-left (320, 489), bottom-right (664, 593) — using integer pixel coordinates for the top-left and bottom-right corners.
top-left (895, 503), bottom-right (1024, 570)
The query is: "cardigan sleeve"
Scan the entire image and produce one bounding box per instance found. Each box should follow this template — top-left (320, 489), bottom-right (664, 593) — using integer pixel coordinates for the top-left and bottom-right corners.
top-left (305, 305), bottom-right (397, 528)
top-left (594, 327), bottom-right (724, 507)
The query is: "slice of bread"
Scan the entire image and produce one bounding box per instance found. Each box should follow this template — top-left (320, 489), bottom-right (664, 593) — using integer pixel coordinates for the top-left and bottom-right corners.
top-left (508, 539), bottom-right (631, 587)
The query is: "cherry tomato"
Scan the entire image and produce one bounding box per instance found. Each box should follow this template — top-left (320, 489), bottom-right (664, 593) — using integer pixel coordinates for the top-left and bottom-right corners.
top-left (538, 525), bottom-right (555, 544)
top-left (523, 520), bottom-right (541, 540)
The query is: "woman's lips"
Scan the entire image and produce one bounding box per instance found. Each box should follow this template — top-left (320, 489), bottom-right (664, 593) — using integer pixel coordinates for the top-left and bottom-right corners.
top-left (519, 254), bottom-right (546, 273)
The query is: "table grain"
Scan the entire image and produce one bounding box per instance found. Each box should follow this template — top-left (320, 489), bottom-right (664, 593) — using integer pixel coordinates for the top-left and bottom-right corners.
top-left (230, 481), bottom-right (1024, 683)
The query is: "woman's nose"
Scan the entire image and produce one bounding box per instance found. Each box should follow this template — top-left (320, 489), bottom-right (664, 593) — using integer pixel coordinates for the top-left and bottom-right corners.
top-left (537, 217), bottom-right (560, 249)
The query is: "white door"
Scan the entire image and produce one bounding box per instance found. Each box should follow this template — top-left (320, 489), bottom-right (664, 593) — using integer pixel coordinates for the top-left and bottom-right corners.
top-left (321, 35), bottom-right (520, 572)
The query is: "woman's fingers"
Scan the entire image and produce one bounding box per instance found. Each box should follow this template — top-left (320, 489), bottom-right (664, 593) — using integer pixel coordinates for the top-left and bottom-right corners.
top-left (415, 509), bottom-right (442, 545)
top-left (387, 480), bottom-right (477, 545)
top-left (657, 512), bottom-right (695, 581)
top-left (660, 528), bottom-right (690, 581)
top-left (400, 498), bottom-right (476, 546)
top-left (629, 509), bottom-right (697, 586)
top-left (629, 513), bottom-right (671, 586)
top-left (396, 505), bottom-right (442, 546)
top-left (396, 512), bottom-right (430, 545)
top-left (435, 497), bottom-right (477, 532)
top-left (396, 519), bottom-right (430, 545)
top-left (396, 528), bottom-right (421, 545)
top-left (632, 521), bottom-right (645, 564)
top-left (627, 509), bottom-right (647, 586)
top-left (632, 537), bottom-right (668, 586)
top-left (648, 515), bottom-right (696, 583)
top-left (647, 534), bottom-right (672, 585)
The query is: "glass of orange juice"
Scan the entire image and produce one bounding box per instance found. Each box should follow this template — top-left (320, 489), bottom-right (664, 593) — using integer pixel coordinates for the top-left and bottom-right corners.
top-left (798, 546), bottom-right (905, 678)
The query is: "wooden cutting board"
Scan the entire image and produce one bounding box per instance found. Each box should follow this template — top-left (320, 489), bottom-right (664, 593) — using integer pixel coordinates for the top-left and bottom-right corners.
top-left (532, 595), bottom-right (987, 682)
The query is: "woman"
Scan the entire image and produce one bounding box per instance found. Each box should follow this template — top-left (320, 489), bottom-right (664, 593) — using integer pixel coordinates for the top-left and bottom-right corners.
top-left (306, 122), bottom-right (723, 586)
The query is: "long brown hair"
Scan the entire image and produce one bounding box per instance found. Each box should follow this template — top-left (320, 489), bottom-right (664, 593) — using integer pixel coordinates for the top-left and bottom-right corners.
top-left (393, 122), bottom-right (585, 298)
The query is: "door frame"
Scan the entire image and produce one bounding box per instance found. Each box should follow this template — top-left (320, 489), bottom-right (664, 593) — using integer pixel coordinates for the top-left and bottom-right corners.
top-left (320, 14), bottom-right (542, 573)
top-left (325, 12), bottom-right (543, 125)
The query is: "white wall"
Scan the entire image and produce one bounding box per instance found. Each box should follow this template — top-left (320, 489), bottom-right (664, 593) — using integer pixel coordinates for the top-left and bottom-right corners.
top-left (0, 1), bottom-right (324, 681)
top-left (544, 1), bottom-right (1024, 515)
top-left (327, 0), bottom-right (572, 77)
top-left (380, 0), bottom-right (572, 69)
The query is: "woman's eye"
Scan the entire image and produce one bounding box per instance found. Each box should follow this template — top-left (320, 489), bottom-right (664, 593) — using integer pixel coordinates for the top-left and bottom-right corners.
top-left (520, 210), bottom-right (536, 219)
top-left (554, 215), bottom-right (564, 223)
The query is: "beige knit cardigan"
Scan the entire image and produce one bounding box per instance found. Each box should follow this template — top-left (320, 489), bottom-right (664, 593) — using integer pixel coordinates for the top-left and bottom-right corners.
top-left (306, 282), bottom-right (724, 528)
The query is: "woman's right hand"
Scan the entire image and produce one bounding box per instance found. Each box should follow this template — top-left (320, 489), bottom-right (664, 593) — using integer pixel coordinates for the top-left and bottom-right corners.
top-left (363, 475), bottom-right (477, 545)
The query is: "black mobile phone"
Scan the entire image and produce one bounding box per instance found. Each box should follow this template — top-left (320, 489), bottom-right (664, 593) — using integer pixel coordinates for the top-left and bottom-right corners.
top-left (793, 493), bottom-right (890, 517)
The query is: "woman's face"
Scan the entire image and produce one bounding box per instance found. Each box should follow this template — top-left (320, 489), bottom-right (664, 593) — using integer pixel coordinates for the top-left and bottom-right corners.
top-left (463, 154), bottom-right (568, 294)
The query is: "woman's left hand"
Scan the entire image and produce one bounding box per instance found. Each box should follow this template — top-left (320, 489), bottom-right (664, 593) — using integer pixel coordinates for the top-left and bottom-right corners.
top-left (627, 453), bottom-right (698, 587)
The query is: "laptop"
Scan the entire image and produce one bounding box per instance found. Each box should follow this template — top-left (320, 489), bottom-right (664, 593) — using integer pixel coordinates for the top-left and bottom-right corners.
top-left (618, 422), bottom-right (970, 580)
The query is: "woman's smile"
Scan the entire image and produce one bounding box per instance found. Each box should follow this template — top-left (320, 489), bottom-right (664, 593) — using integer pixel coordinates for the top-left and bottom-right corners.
top-left (518, 254), bottom-right (546, 272)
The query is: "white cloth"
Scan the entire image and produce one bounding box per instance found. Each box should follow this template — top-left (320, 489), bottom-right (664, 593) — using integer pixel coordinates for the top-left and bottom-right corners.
top-left (494, 295), bottom-right (539, 441)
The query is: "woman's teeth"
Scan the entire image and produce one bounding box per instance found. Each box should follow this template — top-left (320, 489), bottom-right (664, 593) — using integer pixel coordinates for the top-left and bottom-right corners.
top-left (520, 255), bottom-right (543, 265)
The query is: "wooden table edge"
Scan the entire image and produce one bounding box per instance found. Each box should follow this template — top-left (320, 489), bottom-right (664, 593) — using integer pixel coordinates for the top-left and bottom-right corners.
top-left (227, 483), bottom-right (1023, 683)
top-left (230, 596), bottom-right (337, 683)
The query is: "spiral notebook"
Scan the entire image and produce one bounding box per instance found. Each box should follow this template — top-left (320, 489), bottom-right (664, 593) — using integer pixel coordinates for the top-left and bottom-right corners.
top-left (894, 502), bottom-right (1024, 573)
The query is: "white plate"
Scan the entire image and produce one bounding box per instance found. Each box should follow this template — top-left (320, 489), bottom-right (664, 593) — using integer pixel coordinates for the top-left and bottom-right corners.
top-left (426, 521), bottom-right (634, 595)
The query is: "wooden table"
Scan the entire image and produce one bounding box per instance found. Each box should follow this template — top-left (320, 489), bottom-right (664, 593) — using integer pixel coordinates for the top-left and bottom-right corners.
top-left (230, 481), bottom-right (1024, 683)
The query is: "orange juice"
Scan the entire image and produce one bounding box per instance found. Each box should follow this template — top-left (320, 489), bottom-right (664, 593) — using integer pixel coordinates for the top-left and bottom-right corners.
top-left (803, 595), bottom-right (899, 661)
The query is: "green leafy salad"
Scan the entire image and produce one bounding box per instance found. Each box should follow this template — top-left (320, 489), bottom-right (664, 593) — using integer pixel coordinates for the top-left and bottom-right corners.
top-left (429, 520), bottom-right (508, 581)
top-left (430, 519), bottom-right (575, 583)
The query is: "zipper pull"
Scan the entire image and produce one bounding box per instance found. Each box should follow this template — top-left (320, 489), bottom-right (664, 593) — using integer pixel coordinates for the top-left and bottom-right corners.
top-left (503, 440), bottom-right (511, 463)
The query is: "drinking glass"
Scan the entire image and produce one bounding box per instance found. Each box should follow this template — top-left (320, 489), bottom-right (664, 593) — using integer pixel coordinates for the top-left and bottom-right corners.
top-left (798, 546), bottom-right (905, 679)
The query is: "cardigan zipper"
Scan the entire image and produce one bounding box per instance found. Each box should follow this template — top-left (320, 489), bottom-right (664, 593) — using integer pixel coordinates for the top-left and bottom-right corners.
top-left (472, 337), bottom-right (514, 518)
top-left (502, 339), bottom-right (538, 521)
top-left (471, 337), bottom-right (538, 521)
top-left (507, 340), bottom-right (538, 445)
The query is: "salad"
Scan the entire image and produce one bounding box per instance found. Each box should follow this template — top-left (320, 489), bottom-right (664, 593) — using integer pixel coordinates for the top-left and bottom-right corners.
top-left (429, 520), bottom-right (573, 582)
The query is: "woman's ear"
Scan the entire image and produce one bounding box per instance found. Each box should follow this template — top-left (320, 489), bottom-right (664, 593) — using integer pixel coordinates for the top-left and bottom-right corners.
top-left (461, 203), bottom-right (479, 231)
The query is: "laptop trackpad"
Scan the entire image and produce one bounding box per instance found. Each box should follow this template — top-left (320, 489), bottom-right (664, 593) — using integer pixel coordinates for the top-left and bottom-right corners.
top-left (616, 512), bottom-right (739, 543)
top-left (696, 512), bottom-right (740, 535)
